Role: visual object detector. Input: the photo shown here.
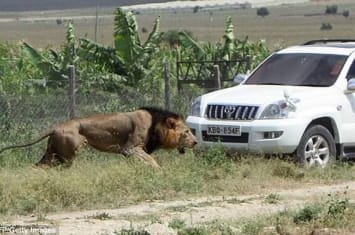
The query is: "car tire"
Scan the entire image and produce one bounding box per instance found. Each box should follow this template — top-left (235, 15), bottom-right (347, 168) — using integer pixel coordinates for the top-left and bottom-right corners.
top-left (296, 125), bottom-right (336, 168)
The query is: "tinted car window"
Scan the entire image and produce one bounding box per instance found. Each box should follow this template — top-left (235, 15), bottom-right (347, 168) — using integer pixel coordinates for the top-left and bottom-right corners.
top-left (346, 60), bottom-right (355, 80)
top-left (245, 53), bottom-right (346, 87)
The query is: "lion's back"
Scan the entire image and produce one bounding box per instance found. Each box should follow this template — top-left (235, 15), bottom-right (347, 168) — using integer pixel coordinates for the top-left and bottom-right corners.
top-left (76, 110), bottom-right (153, 151)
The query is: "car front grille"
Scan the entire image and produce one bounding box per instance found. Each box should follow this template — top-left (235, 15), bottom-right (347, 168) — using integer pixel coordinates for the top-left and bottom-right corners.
top-left (205, 104), bottom-right (259, 120)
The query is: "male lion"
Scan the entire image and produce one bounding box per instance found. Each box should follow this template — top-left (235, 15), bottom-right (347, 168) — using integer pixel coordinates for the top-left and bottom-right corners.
top-left (0, 107), bottom-right (197, 168)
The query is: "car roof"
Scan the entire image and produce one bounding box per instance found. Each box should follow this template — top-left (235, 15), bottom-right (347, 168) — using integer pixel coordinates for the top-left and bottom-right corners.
top-left (277, 40), bottom-right (355, 56)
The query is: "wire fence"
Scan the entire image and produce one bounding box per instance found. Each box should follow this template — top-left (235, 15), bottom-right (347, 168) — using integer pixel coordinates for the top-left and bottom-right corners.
top-left (0, 91), bottom-right (196, 157)
top-left (0, 61), bottom-right (226, 150)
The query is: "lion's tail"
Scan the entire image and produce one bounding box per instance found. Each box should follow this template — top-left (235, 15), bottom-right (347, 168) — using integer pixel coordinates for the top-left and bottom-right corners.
top-left (0, 131), bottom-right (53, 154)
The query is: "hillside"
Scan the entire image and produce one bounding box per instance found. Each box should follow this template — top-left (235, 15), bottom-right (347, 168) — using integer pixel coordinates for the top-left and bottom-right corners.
top-left (0, 0), bottom-right (170, 12)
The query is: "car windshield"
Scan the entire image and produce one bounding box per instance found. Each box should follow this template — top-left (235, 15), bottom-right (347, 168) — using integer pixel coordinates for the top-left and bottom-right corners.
top-left (245, 53), bottom-right (347, 87)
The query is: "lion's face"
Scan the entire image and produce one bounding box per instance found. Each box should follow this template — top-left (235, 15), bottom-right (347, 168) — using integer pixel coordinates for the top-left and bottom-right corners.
top-left (173, 119), bottom-right (197, 154)
top-left (156, 117), bottom-right (197, 153)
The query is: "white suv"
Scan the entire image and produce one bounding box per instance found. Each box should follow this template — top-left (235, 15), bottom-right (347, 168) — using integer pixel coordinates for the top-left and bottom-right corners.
top-left (186, 40), bottom-right (355, 167)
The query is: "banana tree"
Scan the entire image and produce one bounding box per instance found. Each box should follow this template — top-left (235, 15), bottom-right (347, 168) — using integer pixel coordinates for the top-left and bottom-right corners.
top-left (21, 21), bottom-right (78, 88)
top-left (175, 15), bottom-right (269, 85)
top-left (175, 16), bottom-right (239, 84)
top-left (0, 43), bottom-right (39, 94)
top-left (222, 16), bottom-right (235, 61)
top-left (80, 8), bottom-right (163, 87)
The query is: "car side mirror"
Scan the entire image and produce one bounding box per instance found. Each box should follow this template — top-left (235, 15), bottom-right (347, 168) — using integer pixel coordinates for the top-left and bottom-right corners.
top-left (233, 74), bottom-right (247, 85)
top-left (347, 78), bottom-right (355, 91)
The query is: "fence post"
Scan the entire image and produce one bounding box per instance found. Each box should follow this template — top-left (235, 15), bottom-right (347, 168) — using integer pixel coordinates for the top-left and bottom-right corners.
top-left (94, 5), bottom-right (99, 42)
top-left (246, 55), bottom-right (252, 72)
top-left (213, 64), bottom-right (221, 89)
top-left (176, 60), bottom-right (181, 93)
top-left (164, 62), bottom-right (171, 110)
top-left (68, 65), bottom-right (76, 119)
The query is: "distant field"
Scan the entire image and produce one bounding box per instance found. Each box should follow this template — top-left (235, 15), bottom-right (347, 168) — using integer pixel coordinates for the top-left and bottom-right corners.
top-left (0, 0), bottom-right (170, 11)
top-left (0, 0), bottom-right (355, 49)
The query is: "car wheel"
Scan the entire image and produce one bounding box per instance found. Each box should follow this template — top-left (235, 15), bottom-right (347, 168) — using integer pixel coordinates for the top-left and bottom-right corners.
top-left (296, 125), bottom-right (336, 168)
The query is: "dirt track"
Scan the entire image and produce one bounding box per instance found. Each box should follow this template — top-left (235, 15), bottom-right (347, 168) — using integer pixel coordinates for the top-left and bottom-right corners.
top-left (4, 181), bottom-right (355, 235)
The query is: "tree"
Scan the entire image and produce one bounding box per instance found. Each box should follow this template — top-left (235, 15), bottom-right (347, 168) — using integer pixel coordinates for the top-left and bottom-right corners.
top-left (193, 6), bottom-right (200, 13)
top-left (325, 5), bottom-right (338, 15)
top-left (175, 16), bottom-right (269, 83)
top-left (222, 16), bottom-right (234, 60)
top-left (161, 30), bottom-right (194, 49)
top-left (21, 21), bottom-right (79, 88)
top-left (343, 10), bottom-right (350, 18)
top-left (79, 8), bottom-right (163, 87)
top-left (257, 7), bottom-right (269, 17)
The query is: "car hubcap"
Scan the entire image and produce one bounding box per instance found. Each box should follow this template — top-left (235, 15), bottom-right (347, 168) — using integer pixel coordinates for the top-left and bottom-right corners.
top-left (304, 135), bottom-right (329, 167)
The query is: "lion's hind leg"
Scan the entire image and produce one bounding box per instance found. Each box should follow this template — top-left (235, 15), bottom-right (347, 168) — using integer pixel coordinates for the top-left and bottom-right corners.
top-left (35, 152), bottom-right (69, 167)
top-left (35, 150), bottom-right (61, 167)
top-left (35, 130), bottom-right (87, 168)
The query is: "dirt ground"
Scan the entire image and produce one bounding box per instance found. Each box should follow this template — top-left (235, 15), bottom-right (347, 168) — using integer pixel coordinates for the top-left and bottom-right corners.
top-left (3, 181), bottom-right (355, 235)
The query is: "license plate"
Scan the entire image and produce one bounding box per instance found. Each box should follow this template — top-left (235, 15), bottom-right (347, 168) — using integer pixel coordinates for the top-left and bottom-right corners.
top-left (207, 125), bottom-right (241, 136)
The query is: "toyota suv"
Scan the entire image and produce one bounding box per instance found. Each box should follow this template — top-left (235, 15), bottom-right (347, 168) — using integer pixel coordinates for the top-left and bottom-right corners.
top-left (186, 39), bottom-right (355, 167)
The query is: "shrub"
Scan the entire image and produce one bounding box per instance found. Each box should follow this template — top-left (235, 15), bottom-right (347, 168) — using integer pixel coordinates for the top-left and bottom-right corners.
top-left (264, 193), bottom-right (281, 204)
top-left (343, 10), bottom-right (350, 18)
top-left (178, 227), bottom-right (208, 235)
top-left (327, 197), bottom-right (348, 218)
top-left (320, 22), bottom-right (332, 31)
top-left (271, 162), bottom-right (300, 179)
top-left (325, 5), bottom-right (338, 15)
top-left (193, 6), bottom-right (200, 13)
top-left (56, 19), bottom-right (63, 25)
top-left (293, 204), bottom-right (322, 224)
top-left (203, 145), bottom-right (227, 166)
top-left (257, 7), bottom-right (269, 17)
top-left (169, 218), bottom-right (186, 230)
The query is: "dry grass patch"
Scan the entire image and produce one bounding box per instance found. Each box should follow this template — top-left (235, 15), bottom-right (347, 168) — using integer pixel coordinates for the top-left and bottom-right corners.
top-left (0, 147), bottom-right (354, 216)
top-left (1, 0), bottom-right (355, 49)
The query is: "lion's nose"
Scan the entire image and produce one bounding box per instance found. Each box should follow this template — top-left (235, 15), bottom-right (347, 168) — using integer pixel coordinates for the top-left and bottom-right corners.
top-left (193, 140), bottom-right (198, 146)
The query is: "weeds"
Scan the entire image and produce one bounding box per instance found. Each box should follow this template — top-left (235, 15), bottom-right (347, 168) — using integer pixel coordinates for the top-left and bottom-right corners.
top-left (293, 204), bottom-right (323, 224)
top-left (115, 229), bottom-right (149, 235)
top-left (327, 196), bottom-right (348, 218)
top-left (293, 192), bottom-right (350, 225)
top-left (0, 152), bottom-right (353, 216)
top-left (202, 145), bottom-right (227, 165)
top-left (178, 227), bottom-right (209, 235)
top-left (169, 218), bottom-right (186, 230)
top-left (89, 212), bottom-right (113, 220)
top-left (239, 219), bottom-right (265, 235)
top-left (192, 198), bottom-right (355, 235)
top-left (264, 193), bottom-right (281, 204)
top-left (272, 161), bottom-right (304, 179)
top-left (0, 149), bottom-right (354, 234)
top-left (0, 132), bottom-right (354, 217)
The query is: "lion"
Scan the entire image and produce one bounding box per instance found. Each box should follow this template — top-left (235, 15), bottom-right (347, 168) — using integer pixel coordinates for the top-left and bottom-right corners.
top-left (0, 107), bottom-right (197, 168)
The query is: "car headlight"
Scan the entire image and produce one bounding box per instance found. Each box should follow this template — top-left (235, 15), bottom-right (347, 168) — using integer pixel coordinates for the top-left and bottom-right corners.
top-left (191, 96), bottom-right (201, 117)
top-left (260, 101), bottom-right (290, 119)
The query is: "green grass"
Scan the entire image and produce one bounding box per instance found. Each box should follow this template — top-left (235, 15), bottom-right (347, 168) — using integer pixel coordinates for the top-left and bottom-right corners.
top-left (0, 146), bottom-right (354, 216)
top-left (166, 199), bottom-right (355, 235)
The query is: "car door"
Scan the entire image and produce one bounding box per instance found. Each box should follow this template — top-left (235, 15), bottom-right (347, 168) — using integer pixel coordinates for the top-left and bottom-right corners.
top-left (340, 58), bottom-right (355, 145)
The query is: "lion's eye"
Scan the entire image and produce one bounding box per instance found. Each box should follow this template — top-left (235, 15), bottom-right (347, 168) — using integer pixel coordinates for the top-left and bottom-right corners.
top-left (184, 130), bottom-right (190, 133)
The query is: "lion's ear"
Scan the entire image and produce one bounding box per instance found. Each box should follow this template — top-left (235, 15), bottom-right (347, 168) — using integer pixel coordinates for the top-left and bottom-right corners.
top-left (166, 117), bottom-right (177, 129)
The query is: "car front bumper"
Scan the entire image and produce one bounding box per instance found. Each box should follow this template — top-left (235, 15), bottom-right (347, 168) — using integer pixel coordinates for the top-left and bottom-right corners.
top-left (186, 116), bottom-right (306, 154)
